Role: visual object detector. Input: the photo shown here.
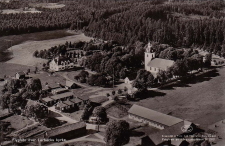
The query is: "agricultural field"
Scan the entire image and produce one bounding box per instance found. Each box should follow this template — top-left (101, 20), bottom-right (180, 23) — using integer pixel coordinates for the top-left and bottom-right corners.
top-left (1, 9), bottom-right (41, 14)
top-left (135, 67), bottom-right (225, 126)
top-left (0, 30), bottom-right (75, 62)
top-left (30, 3), bottom-right (65, 9)
top-left (5, 32), bottom-right (92, 67)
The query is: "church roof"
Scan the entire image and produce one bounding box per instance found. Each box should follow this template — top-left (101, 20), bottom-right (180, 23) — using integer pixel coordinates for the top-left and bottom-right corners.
top-left (147, 58), bottom-right (174, 70)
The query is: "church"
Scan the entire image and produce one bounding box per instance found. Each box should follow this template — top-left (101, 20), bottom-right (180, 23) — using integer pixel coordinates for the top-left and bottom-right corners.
top-left (145, 42), bottom-right (174, 77)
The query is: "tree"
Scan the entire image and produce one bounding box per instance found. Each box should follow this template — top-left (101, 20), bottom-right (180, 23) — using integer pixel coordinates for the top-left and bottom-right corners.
top-left (204, 53), bottom-right (212, 68)
top-left (170, 60), bottom-right (188, 77)
top-left (105, 120), bottom-right (130, 146)
top-left (157, 70), bottom-right (167, 83)
top-left (42, 117), bottom-right (61, 128)
top-left (132, 69), bottom-right (154, 90)
top-left (26, 78), bottom-right (42, 92)
top-left (81, 104), bottom-right (92, 121)
top-left (112, 90), bottom-right (115, 95)
top-left (92, 106), bottom-right (107, 123)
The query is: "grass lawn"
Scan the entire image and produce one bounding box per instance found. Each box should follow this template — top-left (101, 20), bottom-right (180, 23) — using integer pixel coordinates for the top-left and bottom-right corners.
top-left (2, 115), bottom-right (33, 131)
top-left (63, 110), bottom-right (84, 121)
top-left (29, 71), bottom-right (66, 89)
top-left (66, 141), bottom-right (105, 146)
top-left (106, 102), bottom-right (131, 119)
top-left (134, 67), bottom-right (225, 126)
top-left (0, 63), bottom-right (34, 78)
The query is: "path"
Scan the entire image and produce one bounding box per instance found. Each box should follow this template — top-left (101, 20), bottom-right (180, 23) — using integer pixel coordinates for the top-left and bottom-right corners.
top-left (101, 99), bottom-right (114, 107)
top-left (48, 106), bottom-right (78, 124)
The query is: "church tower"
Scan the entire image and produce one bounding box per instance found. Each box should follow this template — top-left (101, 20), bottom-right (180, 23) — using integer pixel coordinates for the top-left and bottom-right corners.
top-left (145, 42), bottom-right (155, 71)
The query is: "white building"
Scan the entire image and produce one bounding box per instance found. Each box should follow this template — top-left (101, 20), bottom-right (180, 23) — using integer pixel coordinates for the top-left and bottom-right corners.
top-left (128, 104), bottom-right (183, 130)
top-left (145, 42), bottom-right (174, 77)
top-left (49, 56), bottom-right (74, 71)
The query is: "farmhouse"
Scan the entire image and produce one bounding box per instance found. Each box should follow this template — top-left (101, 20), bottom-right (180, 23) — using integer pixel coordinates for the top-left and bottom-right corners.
top-left (65, 80), bottom-right (79, 89)
top-left (49, 91), bottom-right (74, 103)
top-left (128, 104), bottom-right (183, 130)
top-left (55, 98), bottom-right (81, 112)
top-left (49, 56), bottom-right (74, 71)
top-left (145, 42), bottom-right (174, 77)
top-left (15, 72), bottom-right (26, 79)
top-left (40, 97), bottom-right (54, 106)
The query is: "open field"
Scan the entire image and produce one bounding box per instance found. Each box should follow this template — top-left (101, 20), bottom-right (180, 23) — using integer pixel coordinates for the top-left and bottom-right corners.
top-left (0, 30), bottom-right (75, 62)
top-left (5, 33), bottom-right (93, 66)
top-left (134, 67), bottom-right (225, 126)
top-left (0, 63), bottom-right (34, 78)
top-left (30, 3), bottom-right (65, 9)
top-left (1, 9), bottom-right (41, 14)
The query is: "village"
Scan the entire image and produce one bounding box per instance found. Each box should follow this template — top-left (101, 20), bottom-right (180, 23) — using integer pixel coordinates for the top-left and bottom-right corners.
top-left (1, 0), bottom-right (225, 146)
top-left (0, 34), bottom-right (225, 146)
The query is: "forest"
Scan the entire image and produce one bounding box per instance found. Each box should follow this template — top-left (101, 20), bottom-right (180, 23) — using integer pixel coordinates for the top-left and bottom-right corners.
top-left (1, 0), bottom-right (225, 53)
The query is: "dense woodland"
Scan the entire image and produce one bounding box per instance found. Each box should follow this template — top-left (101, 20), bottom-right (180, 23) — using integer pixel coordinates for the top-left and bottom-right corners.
top-left (1, 0), bottom-right (225, 52)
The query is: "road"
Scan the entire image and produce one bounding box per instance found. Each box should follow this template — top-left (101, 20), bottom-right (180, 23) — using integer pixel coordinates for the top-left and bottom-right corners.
top-left (48, 106), bottom-right (78, 124)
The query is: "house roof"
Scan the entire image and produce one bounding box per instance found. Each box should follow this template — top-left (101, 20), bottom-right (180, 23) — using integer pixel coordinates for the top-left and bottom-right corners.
top-left (128, 104), bottom-right (183, 127)
top-left (78, 96), bottom-right (89, 101)
top-left (56, 102), bottom-right (68, 108)
top-left (52, 88), bottom-right (69, 93)
top-left (63, 100), bottom-right (74, 106)
top-left (52, 56), bottom-right (72, 65)
top-left (147, 58), bottom-right (174, 70)
top-left (50, 92), bottom-right (74, 100)
top-left (41, 97), bottom-right (54, 102)
top-left (147, 121), bottom-right (185, 145)
top-left (26, 100), bottom-right (40, 107)
top-left (16, 72), bottom-right (25, 76)
top-left (66, 80), bottom-right (76, 87)
top-left (46, 122), bottom-right (86, 137)
top-left (70, 98), bottom-right (82, 103)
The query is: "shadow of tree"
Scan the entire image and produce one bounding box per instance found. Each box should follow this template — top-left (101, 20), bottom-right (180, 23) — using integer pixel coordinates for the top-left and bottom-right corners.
top-left (130, 130), bottom-right (145, 137)
top-left (48, 110), bottom-right (63, 118)
top-left (159, 69), bottom-right (219, 91)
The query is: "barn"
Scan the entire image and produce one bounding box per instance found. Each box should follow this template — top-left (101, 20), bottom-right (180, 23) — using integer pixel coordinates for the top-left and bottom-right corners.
top-left (128, 104), bottom-right (183, 130)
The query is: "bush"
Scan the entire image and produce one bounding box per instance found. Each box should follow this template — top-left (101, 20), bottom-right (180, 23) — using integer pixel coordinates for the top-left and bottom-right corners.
top-left (118, 89), bottom-right (122, 94)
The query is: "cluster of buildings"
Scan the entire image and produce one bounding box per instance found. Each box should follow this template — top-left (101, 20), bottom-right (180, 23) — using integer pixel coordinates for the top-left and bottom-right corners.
top-left (40, 88), bottom-right (89, 112)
